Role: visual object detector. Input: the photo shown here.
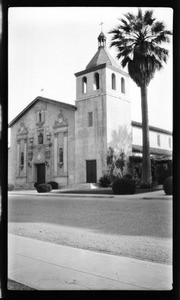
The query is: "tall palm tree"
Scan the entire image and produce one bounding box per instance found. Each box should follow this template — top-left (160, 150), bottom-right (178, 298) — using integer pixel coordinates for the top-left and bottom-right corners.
top-left (109, 8), bottom-right (172, 185)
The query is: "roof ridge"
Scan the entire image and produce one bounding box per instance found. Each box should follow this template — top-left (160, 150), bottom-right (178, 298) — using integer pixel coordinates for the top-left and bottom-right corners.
top-left (9, 97), bottom-right (76, 127)
top-left (86, 47), bottom-right (120, 70)
top-left (131, 121), bottom-right (172, 135)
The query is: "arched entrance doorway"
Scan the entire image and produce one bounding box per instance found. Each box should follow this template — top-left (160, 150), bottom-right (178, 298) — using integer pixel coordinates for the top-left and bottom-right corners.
top-left (33, 151), bottom-right (46, 183)
top-left (37, 164), bottom-right (45, 183)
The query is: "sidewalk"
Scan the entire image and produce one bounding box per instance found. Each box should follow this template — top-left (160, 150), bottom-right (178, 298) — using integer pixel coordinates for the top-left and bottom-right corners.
top-left (8, 234), bottom-right (172, 290)
top-left (8, 189), bottom-right (172, 200)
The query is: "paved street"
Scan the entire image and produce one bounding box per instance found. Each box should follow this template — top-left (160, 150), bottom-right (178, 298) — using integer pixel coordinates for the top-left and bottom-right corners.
top-left (8, 192), bottom-right (172, 264)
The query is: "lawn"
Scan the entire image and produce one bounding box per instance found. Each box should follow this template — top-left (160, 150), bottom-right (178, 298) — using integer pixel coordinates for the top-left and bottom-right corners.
top-left (7, 279), bottom-right (36, 290)
top-left (57, 185), bottom-right (163, 195)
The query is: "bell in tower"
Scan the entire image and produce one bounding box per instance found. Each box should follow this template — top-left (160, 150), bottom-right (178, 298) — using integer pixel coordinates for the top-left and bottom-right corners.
top-left (98, 31), bottom-right (106, 48)
top-left (74, 29), bottom-right (131, 184)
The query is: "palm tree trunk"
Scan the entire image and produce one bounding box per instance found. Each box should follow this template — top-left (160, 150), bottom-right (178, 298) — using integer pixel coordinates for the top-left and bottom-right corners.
top-left (140, 84), bottom-right (152, 185)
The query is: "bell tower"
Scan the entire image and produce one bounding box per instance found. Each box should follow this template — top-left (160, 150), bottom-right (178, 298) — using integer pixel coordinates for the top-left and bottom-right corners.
top-left (74, 31), bottom-right (132, 183)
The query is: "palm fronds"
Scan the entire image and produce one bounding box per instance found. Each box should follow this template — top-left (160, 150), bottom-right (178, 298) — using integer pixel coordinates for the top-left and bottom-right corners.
top-left (109, 8), bottom-right (172, 87)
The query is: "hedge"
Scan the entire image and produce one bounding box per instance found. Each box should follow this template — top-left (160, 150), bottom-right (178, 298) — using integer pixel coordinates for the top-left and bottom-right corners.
top-left (36, 183), bottom-right (52, 193)
top-left (8, 184), bottom-right (14, 191)
top-left (98, 175), bottom-right (111, 188)
top-left (163, 176), bottom-right (173, 195)
top-left (47, 181), bottom-right (59, 189)
top-left (112, 178), bottom-right (136, 195)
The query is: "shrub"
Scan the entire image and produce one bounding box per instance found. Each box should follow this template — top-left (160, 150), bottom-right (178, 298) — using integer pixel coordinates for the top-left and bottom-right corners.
top-left (163, 176), bottom-right (173, 195)
top-left (98, 175), bottom-right (111, 188)
top-left (123, 173), bottom-right (133, 180)
top-left (112, 178), bottom-right (136, 195)
top-left (34, 182), bottom-right (39, 188)
top-left (47, 181), bottom-right (59, 189)
top-left (36, 183), bottom-right (52, 193)
top-left (8, 184), bottom-right (14, 191)
top-left (139, 183), bottom-right (151, 189)
top-left (156, 164), bottom-right (172, 184)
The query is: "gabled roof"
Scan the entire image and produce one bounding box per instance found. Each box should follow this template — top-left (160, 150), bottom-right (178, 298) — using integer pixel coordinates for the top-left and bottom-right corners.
top-left (9, 96), bottom-right (76, 127)
top-left (132, 121), bottom-right (172, 135)
top-left (86, 47), bottom-right (120, 70)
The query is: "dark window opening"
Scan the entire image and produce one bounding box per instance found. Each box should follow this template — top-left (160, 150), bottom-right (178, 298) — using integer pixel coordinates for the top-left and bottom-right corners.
top-left (38, 132), bottom-right (43, 144)
top-left (59, 148), bottom-right (63, 165)
top-left (88, 112), bottom-right (93, 127)
top-left (121, 77), bottom-right (125, 93)
top-left (39, 112), bottom-right (42, 123)
top-left (82, 76), bottom-right (87, 93)
top-left (112, 73), bottom-right (116, 90)
top-left (20, 152), bottom-right (24, 166)
top-left (94, 73), bottom-right (99, 90)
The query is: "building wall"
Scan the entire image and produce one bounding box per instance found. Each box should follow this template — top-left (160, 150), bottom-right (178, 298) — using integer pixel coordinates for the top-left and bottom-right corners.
top-left (106, 95), bottom-right (132, 156)
top-left (74, 64), bottom-right (132, 183)
top-left (105, 67), bottom-right (129, 99)
top-left (106, 67), bottom-right (132, 172)
top-left (132, 126), bottom-right (172, 150)
top-left (8, 99), bottom-right (75, 188)
top-left (75, 95), bottom-right (107, 183)
top-left (75, 68), bottom-right (106, 100)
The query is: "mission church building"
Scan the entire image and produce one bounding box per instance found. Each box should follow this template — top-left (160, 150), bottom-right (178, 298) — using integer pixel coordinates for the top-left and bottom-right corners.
top-left (8, 31), bottom-right (172, 189)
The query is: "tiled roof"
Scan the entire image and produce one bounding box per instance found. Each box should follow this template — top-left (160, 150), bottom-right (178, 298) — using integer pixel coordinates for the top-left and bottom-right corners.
top-left (132, 144), bottom-right (172, 157)
top-left (132, 121), bottom-right (172, 135)
top-left (86, 47), bottom-right (120, 70)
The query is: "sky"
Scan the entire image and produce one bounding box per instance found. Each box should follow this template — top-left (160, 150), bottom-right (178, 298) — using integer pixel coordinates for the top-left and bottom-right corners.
top-left (8, 6), bottom-right (173, 132)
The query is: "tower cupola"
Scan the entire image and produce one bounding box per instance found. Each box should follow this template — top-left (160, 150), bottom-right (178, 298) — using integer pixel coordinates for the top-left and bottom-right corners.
top-left (98, 31), bottom-right (106, 48)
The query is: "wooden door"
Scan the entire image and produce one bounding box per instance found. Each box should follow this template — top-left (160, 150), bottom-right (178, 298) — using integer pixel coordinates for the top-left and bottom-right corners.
top-left (37, 164), bottom-right (45, 183)
top-left (86, 160), bottom-right (97, 183)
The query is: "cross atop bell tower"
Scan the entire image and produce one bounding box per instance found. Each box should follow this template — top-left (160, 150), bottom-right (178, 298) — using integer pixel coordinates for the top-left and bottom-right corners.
top-left (99, 21), bottom-right (104, 31)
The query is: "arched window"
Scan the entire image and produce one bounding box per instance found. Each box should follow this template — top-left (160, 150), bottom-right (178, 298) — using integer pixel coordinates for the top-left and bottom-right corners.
top-left (94, 73), bottom-right (99, 90)
top-left (157, 134), bottom-right (161, 147)
top-left (59, 148), bottom-right (63, 164)
top-left (38, 132), bottom-right (43, 144)
top-left (39, 112), bottom-right (42, 123)
top-left (82, 76), bottom-right (87, 93)
top-left (121, 77), bottom-right (125, 93)
top-left (112, 73), bottom-right (116, 90)
top-left (21, 152), bottom-right (24, 166)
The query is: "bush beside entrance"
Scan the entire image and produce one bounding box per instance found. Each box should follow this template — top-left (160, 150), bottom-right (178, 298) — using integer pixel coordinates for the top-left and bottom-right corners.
top-left (47, 181), bottom-right (59, 189)
top-left (35, 183), bottom-right (52, 193)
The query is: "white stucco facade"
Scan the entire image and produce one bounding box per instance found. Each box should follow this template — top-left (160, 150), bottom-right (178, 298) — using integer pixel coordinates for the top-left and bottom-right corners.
top-left (132, 125), bottom-right (172, 151)
top-left (8, 31), bottom-right (172, 189)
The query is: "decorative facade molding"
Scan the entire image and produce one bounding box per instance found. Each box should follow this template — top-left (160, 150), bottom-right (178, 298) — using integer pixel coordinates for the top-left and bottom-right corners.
top-left (33, 151), bottom-right (46, 164)
top-left (53, 109), bottom-right (68, 128)
top-left (17, 121), bottom-right (28, 140)
top-left (34, 101), bottom-right (47, 112)
top-left (28, 151), bottom-right (33, 161)
top-left (45, 149), bottom-right (51, 159)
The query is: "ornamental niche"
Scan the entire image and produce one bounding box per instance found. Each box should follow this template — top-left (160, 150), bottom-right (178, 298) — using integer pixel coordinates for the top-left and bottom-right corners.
top-left (34, 101), bottom-right (47, 127)
top-left (54, 109), bottom-right (68, 128)
top-left (17, 121), bottom-right (28, 140)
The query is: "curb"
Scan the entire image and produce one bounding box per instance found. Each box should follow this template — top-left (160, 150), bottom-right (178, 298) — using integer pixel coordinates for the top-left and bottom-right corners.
top-left (8, 191), bottom-right (172, 200)
top-left (8, 192), bottom-right (114, 198)
top-left (143, 197), bottom-right (172, 200)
